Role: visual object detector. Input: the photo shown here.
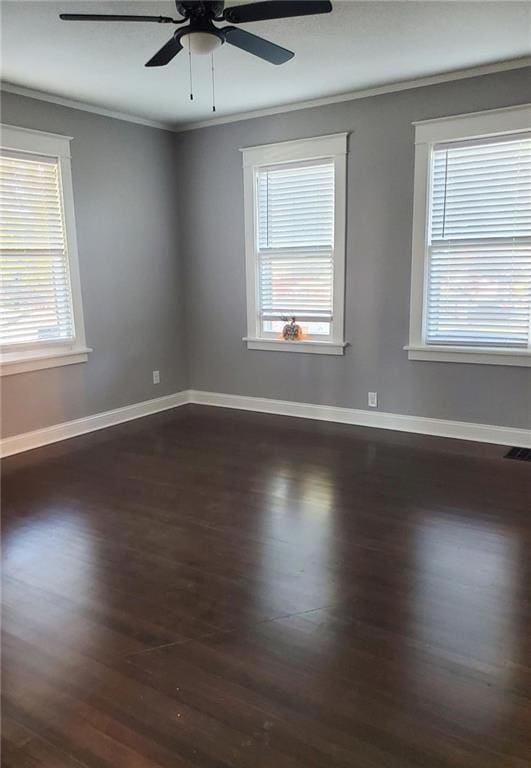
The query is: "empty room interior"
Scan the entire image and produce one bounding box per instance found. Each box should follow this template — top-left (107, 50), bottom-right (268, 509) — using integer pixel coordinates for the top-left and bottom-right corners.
top-left (1, 1), bottom-right (531, 766)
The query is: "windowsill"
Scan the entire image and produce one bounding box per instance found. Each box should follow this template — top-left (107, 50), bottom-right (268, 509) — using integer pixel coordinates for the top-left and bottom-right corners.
top-left (405, 344), bottom-right (531, 367)
top-left (244, 337), bottom-right (347, 355)
top-left (0, 345), bottom-right (92, 376)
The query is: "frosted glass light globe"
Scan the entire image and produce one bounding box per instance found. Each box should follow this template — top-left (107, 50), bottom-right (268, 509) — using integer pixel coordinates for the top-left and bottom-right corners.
top-left (181, 32), bottom-right (222, 55)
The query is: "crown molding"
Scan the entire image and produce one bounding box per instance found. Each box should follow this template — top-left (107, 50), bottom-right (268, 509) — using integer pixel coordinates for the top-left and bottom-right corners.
top-left (0, 82), bottom-right (174, 132)
top-left (1, 55), bottom-right (530, 134)
top-left (176, 56), bottom-right (531, 132)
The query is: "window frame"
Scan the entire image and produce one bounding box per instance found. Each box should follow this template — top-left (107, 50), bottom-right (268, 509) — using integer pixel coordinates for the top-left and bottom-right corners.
top-left (406, 103), bottom-right (531, 368)
top-left (241, 133), bottom-right (348, 355)
top-left (0, 124), bottom-right (91, 376)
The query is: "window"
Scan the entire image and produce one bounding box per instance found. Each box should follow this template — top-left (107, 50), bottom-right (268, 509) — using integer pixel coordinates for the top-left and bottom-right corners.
top-left (241, 133), bottom-right (347, 354)
top-left (407, 104), bottom-right (531, 367)
top-left (1, 124), bottom-right (90, 375)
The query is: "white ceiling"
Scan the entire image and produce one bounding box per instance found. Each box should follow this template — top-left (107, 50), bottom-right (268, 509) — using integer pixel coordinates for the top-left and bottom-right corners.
top-left (1, 1), bottom-right (530, 128)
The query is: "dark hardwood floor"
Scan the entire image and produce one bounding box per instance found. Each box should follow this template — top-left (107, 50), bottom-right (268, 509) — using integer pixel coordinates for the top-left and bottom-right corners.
top-left (2, 404), bottom-right (530, 768)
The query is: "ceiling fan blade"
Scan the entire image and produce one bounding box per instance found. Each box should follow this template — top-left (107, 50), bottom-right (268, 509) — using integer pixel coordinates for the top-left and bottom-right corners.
top-left (224, 1), bottom-right (331, 24)
top-left (145, 35), bottom-right (183, 67)
top-left (59, 14), bottom-right (176, 23)
top-left (222, 27), bottom-right (293, 64)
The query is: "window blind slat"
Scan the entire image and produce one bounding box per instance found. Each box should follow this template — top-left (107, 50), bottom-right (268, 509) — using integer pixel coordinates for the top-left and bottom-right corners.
top-left (257, 161), bottom-right (335, 326)
top-left (426, 134), bottom-right (531, 348)
top-left (0, 152), bottom-right (75, 346)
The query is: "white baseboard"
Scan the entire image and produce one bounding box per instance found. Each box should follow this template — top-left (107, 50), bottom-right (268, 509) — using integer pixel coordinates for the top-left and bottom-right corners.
top-left (0, 391), bottom-right (190, 458)
top-left (188, 390), bottom-right (531, 449)
top-left (2, 388), bottom-right (528, 458)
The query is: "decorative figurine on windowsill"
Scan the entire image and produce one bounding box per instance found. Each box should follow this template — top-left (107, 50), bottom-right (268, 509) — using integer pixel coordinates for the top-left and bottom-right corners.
top-left (282, 317), bottom-right (302, 341)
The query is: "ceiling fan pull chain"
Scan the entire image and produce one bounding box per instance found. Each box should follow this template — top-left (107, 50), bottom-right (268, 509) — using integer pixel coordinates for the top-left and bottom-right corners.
top-left (188, 47), bottom-right (194, 101)
top-left (211, 53), bottom-right (216, 113)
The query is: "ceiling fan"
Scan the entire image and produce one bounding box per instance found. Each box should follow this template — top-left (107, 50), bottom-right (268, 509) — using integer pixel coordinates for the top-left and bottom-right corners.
top-left (59, 1), bottom-right (333, 67)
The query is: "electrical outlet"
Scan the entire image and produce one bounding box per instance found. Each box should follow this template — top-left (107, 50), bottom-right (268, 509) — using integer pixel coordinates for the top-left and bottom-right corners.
top-left (368, 391), bottom-right (378, 408)
top-left (152, 370), bottom-right (160, 385)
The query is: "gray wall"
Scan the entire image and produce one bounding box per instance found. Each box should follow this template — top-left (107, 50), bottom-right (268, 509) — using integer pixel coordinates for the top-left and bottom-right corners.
top-left (2, 68), bottom-right (530, 439)
top-left (178, 67), bottom-right (531, 430)
top-left (1, 92), bottom-right (186, 437)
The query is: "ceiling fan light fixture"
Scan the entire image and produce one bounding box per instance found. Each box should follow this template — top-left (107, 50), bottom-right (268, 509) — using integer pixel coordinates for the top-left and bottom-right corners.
top-left (181, 31), bottom-right (223, 55)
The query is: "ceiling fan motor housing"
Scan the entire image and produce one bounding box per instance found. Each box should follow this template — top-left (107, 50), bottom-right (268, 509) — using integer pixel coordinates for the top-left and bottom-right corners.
top-left (176, 1), bottom-right (225, 20)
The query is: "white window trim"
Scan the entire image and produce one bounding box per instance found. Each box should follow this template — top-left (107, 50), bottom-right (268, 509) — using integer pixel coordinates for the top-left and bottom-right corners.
top-left (0, 124), bottom-right (91, 376)
top-left (241, 133), bottom-right (348, 356)
top-left (406, 103), bottom-right (531, 368)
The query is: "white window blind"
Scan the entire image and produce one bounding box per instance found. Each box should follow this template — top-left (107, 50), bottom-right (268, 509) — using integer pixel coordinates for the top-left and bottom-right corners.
top-left (426, 133), bottom-right (531, 348)
top-left (257, 159), bottom-right (335, 327)
top-left (0, 149), bottom-right (75, 347)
